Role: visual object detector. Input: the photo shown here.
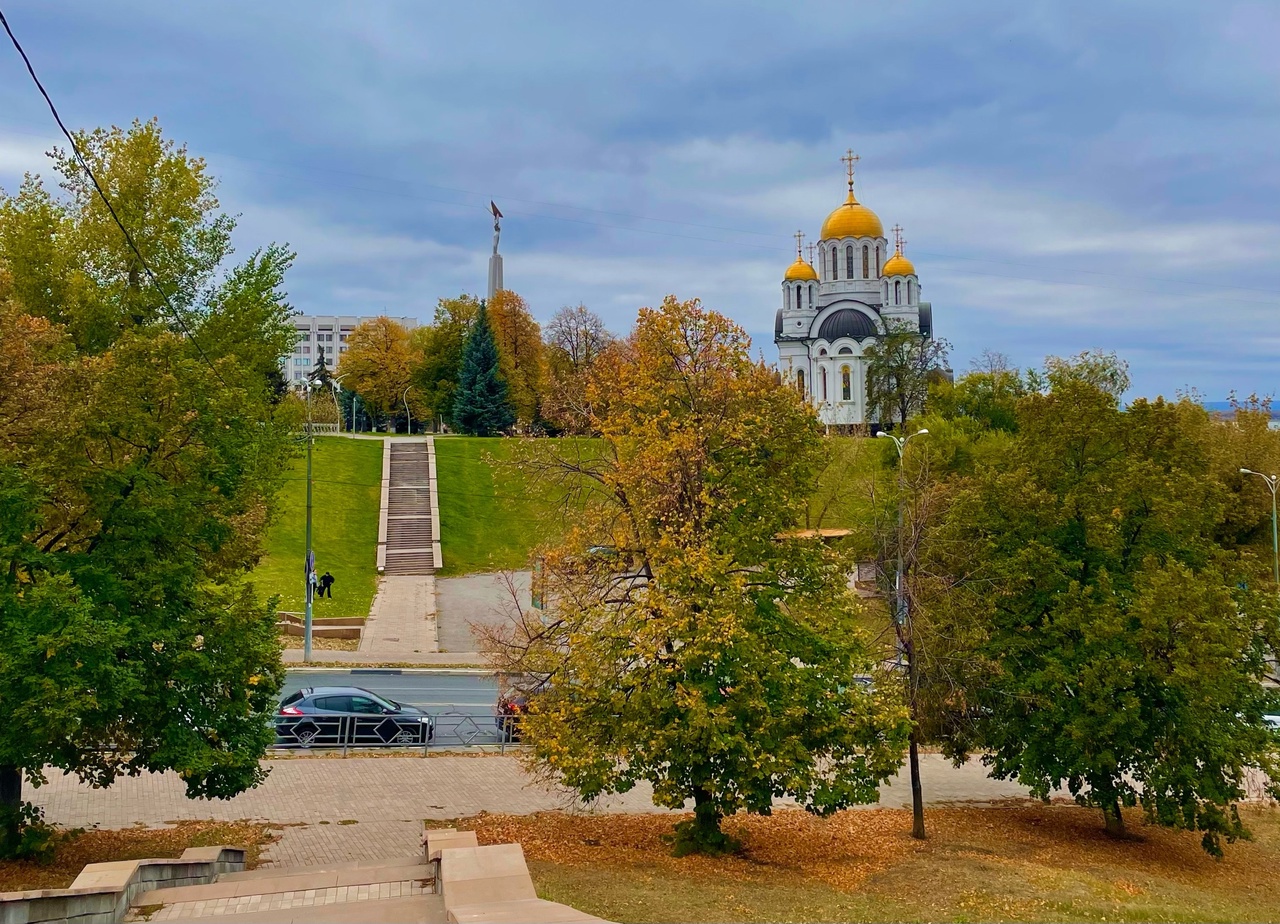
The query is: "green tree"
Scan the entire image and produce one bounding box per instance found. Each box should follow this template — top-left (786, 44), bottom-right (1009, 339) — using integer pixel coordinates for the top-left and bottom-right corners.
top-left (452, 301), bottom-right (515, 436)
top-left (930, 352), bottom-right (1028, 433)
top-left (481, 297), bottom-right (909, 855)
top-left (864, 321), bottom-right (950, 429)
top-left (410, 294), bottom-right (480, 427)
top-left (0, 119), bottom-right (294, 848)
top-left (542, 303), bottom-right (613, 434)
top-left (935, 360), bottom-right (1280, 854)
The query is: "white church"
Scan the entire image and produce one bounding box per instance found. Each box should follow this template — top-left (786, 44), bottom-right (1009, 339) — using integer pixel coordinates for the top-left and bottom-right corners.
top-left (774, 152), bottom-right (934, 428)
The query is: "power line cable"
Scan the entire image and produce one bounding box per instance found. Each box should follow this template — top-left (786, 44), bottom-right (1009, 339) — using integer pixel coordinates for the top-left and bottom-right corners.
top-left (0, 8), bottom-right (228, 384)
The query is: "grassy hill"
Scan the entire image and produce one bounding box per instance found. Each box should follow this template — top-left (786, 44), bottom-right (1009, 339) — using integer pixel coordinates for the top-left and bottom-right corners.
top-left (252, 436), bottom-right (382, 619)
top-left (434, 436), bottom-right (601, 576)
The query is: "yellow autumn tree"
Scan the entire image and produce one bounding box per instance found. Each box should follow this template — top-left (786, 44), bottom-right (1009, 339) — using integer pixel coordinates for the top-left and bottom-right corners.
top-left (337, 316), bottom-right (415, 426)
top-left (487, 289), bottom-right (544, 427)
top-left (480, 296), bottom-right (909, 855)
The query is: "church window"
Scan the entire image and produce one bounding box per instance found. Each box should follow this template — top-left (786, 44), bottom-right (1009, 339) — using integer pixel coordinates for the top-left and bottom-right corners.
top-left (809, 284), bottom-right (815, 304)
top-left (794, 286), bottom-right (801, 311)
top-left (841, 366), bottom-right (852, 401)
top-left (907, 280), bottom-right (914, 303)
top-left (796, 369), bottom-right (805, 397)
top-left (838, 346), bottom-right (853, 355)
top-left (821, 368), bottom-right (828, 400)
top-left (846, 245), bottom-right (854, 278)
top-left (862, 245), bottom-right (869, 278)
top-left (883, 281), bottom-right (888, 302)
top-left (819, 248), bottom-right (825, 278)
top-left (876, 245), bottom-right (882, 275)
top-left (831, 246), bottom-right (839, 279)
top-left (895, 280), bottom-right (902, 305)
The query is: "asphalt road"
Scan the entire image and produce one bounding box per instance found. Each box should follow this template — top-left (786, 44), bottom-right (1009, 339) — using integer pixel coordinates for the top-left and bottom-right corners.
top-left (279, 669), bottom-right (505, 750)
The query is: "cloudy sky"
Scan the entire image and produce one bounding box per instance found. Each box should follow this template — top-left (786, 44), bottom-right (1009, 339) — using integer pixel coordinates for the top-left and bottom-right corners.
top-left (1, 1), bottom-right (1277, 398)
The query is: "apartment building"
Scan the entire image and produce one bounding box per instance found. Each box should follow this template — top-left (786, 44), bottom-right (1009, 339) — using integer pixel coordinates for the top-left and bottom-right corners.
top-left (283, 314), bottom-right (419, 384)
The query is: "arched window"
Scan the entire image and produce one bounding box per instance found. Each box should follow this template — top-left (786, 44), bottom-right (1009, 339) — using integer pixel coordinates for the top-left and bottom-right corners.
top-left (883, 281), bottom-right (888, 302)
top-left (809, 283), bottom-right (815, 304)
top-left (796, 369), bottom-right (805, 397)
top-left (876, 245), bottom-right (882, 275)
top-left (821, 367), bottom-right (828, 401)
top-left (819, 248), bottom-right (825, 279)
top-left (907, 280), bottom-right (914, 303)
top-left (831, 246), bottom-right (839, 280)
top-left (794, 286), bottom-right (801, 311)
top-left (862, 245), bottom-right (869, 278)
top-left (895, 280), bottom-right (902, 305)
top-left (846, 245), bottom-right (855, 278)
top-left (841, 366), bottom-right (852, 401)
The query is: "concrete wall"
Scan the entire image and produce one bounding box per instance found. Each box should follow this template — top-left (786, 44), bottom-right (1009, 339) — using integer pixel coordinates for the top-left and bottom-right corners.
top-left (0, 846), bottom-right (244, 924)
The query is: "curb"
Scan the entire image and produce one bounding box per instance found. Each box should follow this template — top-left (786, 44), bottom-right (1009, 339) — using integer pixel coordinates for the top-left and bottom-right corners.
top-left (286, 666), bottom-right (496, 675)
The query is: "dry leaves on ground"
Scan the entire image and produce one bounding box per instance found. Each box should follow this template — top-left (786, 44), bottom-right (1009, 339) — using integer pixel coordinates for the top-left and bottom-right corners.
top-left (0, 821), bottom-right (279, 894)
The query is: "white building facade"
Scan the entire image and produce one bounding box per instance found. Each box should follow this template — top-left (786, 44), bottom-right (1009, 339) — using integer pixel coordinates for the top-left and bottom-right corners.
top-left (283, 314), bottom-right (418, 385)
top-left (774, 154), bottom-right (934, 428)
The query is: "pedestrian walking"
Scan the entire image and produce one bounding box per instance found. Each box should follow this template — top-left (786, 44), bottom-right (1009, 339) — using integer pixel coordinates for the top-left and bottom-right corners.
top-left (319, 571), bottom-right (335, 598)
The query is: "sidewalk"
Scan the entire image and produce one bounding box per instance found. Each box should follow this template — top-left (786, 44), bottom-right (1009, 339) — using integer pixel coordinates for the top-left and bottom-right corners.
top-left (30, 754), bottom-right (1045, 830)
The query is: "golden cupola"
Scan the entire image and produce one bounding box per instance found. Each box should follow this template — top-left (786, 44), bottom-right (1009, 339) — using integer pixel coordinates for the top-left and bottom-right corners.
top-left (783, 231), bottom-right (818, 280)
top-left (820, 149), bottom-right (884, 240)
top-left (882, 225), bottom-right (915, 275)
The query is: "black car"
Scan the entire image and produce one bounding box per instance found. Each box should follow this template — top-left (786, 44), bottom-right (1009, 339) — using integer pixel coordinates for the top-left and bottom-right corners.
top-left (275, 685), bottom-right (433, 747)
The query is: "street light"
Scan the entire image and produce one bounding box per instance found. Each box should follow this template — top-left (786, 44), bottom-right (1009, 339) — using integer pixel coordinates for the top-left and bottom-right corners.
top-left (302, 376), bottom-right (324, 663)
top-left (332, 374), bottom-right (347, 433)
top-left (876, 426), bottom-right (929, 840)
top-left (402, 385), bottom-right (413, 435)
top-left (1241, 468), bottom-right (1279, 586)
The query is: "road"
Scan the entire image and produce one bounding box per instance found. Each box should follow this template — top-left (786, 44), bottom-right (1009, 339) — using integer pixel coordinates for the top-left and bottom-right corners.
top-left (281, 669), bottom-right (504, 749)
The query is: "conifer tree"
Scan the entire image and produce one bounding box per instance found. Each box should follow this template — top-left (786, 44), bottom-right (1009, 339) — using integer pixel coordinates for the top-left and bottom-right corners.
top-left (452, 301), bottom-right (515, 436)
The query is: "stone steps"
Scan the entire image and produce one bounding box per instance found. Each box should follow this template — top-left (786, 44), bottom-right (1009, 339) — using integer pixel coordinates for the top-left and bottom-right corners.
top-left (128, 856), bottom-right (440, 923)
top-left (379, 440), bottom-right (438, 575)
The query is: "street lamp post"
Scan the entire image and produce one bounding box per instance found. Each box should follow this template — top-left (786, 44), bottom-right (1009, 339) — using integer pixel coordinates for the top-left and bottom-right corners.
top-left (303, 377), bottom-right (321, 663)
top-left (876, 427), bottom-right (929, 839)
top-left (1241, 468), bottom-right (1280, 586)
top-left (402, 386), bottom-right (413, 435)
top-left (332, 374), bottom-right (347, 433)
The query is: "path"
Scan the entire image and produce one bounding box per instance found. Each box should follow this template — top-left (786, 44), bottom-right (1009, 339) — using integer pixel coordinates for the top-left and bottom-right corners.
top-left (436, 571), bottom-right (530, 655)
top-left (352, 438), bottom-right (440, 660)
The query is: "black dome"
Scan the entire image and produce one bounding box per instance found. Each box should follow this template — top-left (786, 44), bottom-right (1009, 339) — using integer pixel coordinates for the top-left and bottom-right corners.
top-left (818, 308), bottom-right (879, 342)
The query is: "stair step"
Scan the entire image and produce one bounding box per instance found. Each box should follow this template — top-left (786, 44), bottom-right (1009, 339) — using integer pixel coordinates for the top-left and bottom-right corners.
top-left (138, 892), bottom-right (442, 923)
top-left (217, 856), bottom-right (426, 882)
top-left (135, 864), bottom-right (431, 907)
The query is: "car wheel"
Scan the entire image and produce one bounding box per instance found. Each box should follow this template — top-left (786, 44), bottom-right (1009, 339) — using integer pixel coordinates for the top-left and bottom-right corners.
top-left (295, 727), bottom-right (319, 747)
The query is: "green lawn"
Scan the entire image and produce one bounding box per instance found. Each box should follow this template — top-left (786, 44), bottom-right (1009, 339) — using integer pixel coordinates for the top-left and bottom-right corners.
top-left (435, 436), bottom-right (600, 576)
top-left (252, 437), bottom-right (382, 619)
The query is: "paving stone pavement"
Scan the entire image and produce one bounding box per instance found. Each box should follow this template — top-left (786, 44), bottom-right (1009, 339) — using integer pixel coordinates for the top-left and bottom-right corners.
top-left (262, 821), bottom-right (424, 868)
top-left (30, 753), bottom-right (1043, 833)
top-left (360, 574), bottom-right (438, 657)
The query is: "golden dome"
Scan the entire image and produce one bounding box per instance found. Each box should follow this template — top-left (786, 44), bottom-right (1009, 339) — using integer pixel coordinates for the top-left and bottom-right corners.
top-left (882, 250), bottom-right (915, 276)
top-left (820, 191), bottom-right (884, 240)
top-left (784, 257), bottom-right (818, 281)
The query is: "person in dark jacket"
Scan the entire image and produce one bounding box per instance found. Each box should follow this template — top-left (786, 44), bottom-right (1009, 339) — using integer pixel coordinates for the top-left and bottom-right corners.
top-left (319, 571), bottom-right (334, 598)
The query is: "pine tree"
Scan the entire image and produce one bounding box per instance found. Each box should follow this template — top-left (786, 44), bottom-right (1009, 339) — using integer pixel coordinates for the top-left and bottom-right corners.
top-left (452, 301), bottom-right (515, 436)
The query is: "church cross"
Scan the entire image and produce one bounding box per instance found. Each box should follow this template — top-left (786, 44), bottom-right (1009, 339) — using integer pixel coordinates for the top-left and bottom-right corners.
top-left (891, 224), bottom-right (905, 253)
top-left (841, 149), bottom-right (860, 191)
top-left (806, 242), bottom-right (816, 264)
top-left (794, 229), bottom-right (805, 258)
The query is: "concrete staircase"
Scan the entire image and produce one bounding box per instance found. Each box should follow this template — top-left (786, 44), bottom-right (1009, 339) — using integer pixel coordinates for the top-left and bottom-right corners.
top-left (119, 828), bottom-right (611, 924)
top-left (125, 855), bottom-right (443, 923)
top-left (380, 439), bottom-right (441, 576)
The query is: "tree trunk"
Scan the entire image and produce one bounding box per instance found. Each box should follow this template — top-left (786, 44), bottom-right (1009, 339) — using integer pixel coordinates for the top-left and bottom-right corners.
top-left (1102, 798), bottom-right (1125, 836)
top-left (0, 766), bottom-right (19, 813)
top-left (905, 636), bottom-right (927, 840)
top-left (671, 786), bottom-right (740, 857)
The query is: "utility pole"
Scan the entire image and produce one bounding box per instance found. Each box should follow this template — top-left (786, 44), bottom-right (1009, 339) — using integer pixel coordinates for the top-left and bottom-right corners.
top-left (877, 427), bottom-right (929, 839)
top-left (304, 379), bottom-right (316, 662)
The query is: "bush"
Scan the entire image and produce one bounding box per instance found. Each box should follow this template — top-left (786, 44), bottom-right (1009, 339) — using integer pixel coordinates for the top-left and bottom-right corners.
top-left (0, 803), bottom-right (59, 863)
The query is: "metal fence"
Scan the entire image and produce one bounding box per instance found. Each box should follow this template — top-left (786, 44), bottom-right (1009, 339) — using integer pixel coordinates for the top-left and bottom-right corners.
top-left (273, 706), bottom-right (522, 755)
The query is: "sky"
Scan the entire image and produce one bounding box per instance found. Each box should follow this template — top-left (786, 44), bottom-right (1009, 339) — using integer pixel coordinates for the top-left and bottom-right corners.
top-left (0, 1), bottom-right (1277, 399)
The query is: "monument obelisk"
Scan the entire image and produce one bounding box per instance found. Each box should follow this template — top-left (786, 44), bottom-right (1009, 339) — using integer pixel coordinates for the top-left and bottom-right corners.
top-left (487, 200), bottom-right (503, 301)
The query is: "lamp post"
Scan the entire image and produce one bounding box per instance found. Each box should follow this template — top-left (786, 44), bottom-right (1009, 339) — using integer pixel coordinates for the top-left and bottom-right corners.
top-left (303, 377), bottom-right (322, 663)
top-left (876, 426), bottom-right (929, 839)
top-left (332, 374), bottom-right (347, 433)
top-left (1241, 468), bottom-right (1280, 586)
top-left (402, 385), bottom-right (413, 435)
